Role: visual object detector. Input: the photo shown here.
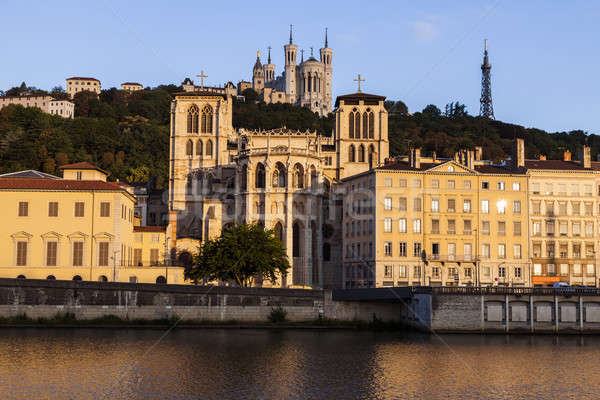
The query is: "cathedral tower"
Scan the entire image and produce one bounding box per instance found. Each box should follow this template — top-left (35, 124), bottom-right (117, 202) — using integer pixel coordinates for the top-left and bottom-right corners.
top-left (284, 24), bottom-right (298, 102)
top-left (263, 46), bottom-right (275, 84)
top-left (252, 51), bottom-right (264, 92)
top-left (319, 28), bottom-right (333, 114)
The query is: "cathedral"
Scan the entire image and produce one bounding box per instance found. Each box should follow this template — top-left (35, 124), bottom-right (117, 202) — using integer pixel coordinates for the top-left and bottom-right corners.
top-left (167, 79), bottom-right (389, 288)
top-left (249, 26), bottom-right (333, 116)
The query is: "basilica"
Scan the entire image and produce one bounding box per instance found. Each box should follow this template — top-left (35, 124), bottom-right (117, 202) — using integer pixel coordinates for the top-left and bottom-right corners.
top-left (167, 80), bottom-right (389, 288)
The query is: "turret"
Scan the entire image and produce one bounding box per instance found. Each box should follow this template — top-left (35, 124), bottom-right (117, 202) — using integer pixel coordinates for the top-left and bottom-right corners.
top-left (252, 51), bottom-right (264, 92)
top-left (319, 27), bottom-right (333, 115)
top-left (263, 46), bottom-right (276, 84)
top-left (284, 24), bottom-right (298, 102)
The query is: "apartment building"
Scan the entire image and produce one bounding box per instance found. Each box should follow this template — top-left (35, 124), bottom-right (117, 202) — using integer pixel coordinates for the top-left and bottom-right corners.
top-left (121, 82), bottom-right (143, 92)
top-left (342, 146), bottom-right (529, 288)
top-left (66, 77), bottom-right (101, 98)
top-left (0, 94), bottom-right (74, 118)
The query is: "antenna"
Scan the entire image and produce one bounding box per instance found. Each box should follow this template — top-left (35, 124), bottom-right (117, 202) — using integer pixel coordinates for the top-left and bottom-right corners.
top-left (479, 39), bottom-right (494, 119)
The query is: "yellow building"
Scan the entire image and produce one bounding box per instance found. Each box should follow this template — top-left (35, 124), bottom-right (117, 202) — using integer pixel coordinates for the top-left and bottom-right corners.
top-left (342, 146), bottom-right (529, 288)
top-left (66, 77), bottom-right (101, 98)
top-left (0, 163), bottom-right (184, 284)
top-left (121, 82), bottom-right (143, 92)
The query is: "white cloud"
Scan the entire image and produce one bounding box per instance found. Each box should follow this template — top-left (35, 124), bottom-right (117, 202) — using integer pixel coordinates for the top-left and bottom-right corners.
top-left (413, 21), bottom-right (438, 43)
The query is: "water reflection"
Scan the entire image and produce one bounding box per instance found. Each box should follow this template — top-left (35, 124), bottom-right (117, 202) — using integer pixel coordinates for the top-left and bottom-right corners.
top-left (1, 329), bottom-right (600, 399)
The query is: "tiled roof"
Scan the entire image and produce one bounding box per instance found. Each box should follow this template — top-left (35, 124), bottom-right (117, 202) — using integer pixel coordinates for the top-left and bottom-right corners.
top-left (59, 162), bottom-right (108, 174)
top-left (474, 165), bottom-right (525, 175)
top-left (66, 77), bottom-right (100, 81)
top-left (134, 226), bottom-right (166, 233)
top-left (335, 92), bottom-right (386, 107)
top-left (524, 159), bottom-right (589, 171)
top-left (122, 82), bottom-right (142, 86)
top-left (377, 161), bottom-right (524, 175)
top-left (0, 178), bottom-right (125, 191)
top-left (173, 91), bottom-right (227, 99)
top-left (0, 170), bottom-right (60, 179)
top-left (377, 161), bottom-right (435, 171)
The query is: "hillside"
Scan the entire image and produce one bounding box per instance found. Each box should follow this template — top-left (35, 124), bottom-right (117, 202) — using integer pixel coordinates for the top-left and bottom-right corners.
top-left (0, 86), bottom-right (597, 188)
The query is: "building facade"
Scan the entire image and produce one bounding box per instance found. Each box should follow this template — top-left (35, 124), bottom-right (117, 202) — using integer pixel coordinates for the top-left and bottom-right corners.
top-left (0, 94), bottom-right (74, 118)
top-left (66, 77), bottom-right (101, 98)
top-left (247, 27), bottom-right (333, 116)
top-left (121, 82), bottom-right (143, 92)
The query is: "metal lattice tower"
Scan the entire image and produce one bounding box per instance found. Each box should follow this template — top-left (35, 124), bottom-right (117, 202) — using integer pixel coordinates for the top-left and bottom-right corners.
top-left (479, 39), bottom-right (494, 119)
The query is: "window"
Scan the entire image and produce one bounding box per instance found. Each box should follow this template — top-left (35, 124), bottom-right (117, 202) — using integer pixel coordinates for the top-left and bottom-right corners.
top-left (573, 222), bottom-right (581, 236)
top-left (547, 243), bottom-right (555, 258)
top-left (413, 219), bottom-right (421, 233)
top-left (399, 242), bottom-right (407, 257)
top-left (587, 264), bottom-right (595, 275)
top-left (559, 184), bottom-right (567, 195)
top-left (585, 203), bottom-right (593, 216)
top-left (574, 263), bottom-right (582, 275)
top-left (544, 184), bottom-right (553, 195)
top-left (431, 219), bottom-right (440, 234)
top-left (513, 200), bottom-right (521, 214)
top-left (532, 201), bottom-right (541, 215)
top-left (482, 181), bottom-right (489, 190)
top-left (572, 202), bottom-right (581, 216)
top-left (463, 199), bottom-right (471, 213)
top-left (481, 200), bottom-right (489, 214)
top-left (573, 244), bottom-right (581, 258)
top-left (384, 242), bottom-right (392, 256)
top-left (514, 267), bottom-right (522, 278)
top-left (499, 266), bottom-right (506, 278)
top-left (399, 179), bottom-right (407, 188)
top-left (201, 105), bottom-right (213, 133)
top-left (46, 242), bottom-right (57, 266)
top-left (498, 221), bottom-right (506, 236)
top-left (533, 264), bottom-right (542, 276)
top-left (463, 180), bottom-right (472, 190)
top-left (545, 201), bottom-right (554, 216)
top-left (497, 181), bottom-right (505, 191)
top-left (74, 202), bottom-right (85, 217)
top-left (206, 140), bottom-right (213, 157)
top-left (447, 199), bottom-right (456, 213)
top-left (559, 202), bottom-right (567, 215)
top-left (413, 242), bottom-right (422, 257)
top-left (398, 218), bottom-right (407, 233)
top-left (481, 243), bottom-right (490, 259)
top-left (465, 268), bottom-right (473, 278)
top-left (497, 200), bottom-right (506, 214)
top-left (48, 202), bottom-right (58, 217)
top-left (431, 199), bottom-right (439, 212)
top-left (560, 263), bottom-right (569, 276)
top-left (383, 177), bottom-right (391, 187)
top-left (548, 264), bottom-right (556, 276)
top-left (413, 197), bottom-right (422, 212)
top-left (100, 202), bottom-right (111, 217)
top-left (447, 180), bottom-right (456, 189)
top-left (398, 265), bottom-right (407, 278)
top-left (498, 243), bottom-right (506, 258)
top-left (533, 243), bottom-right (541, 257)
top-left (586, 222), bottom-right (594, 237)
top-left (447, 219), bottom-right (456, 234)
top-left (463, 220), bottom-right (472, 235)
top-left (431, 179), bottom-right (439, 189)
top-left (514, 244), bottom-right (522, 259)
top-left (150, 249), bottom-right (160, 265)
top-left (413, 179), bottom-right (421, 188)
top-left (76, 171), bottom-right (82, 180)
top-left (584, 185), bottom-right (593, 196)
top-left (512, 182), bottom-right (521, 191)
top-left (546, 221), bottom-right (555, 236)
top-left (399, 197), bottom-right (407, 211)
top-left (16, 241), bottom-right (27, 266)
top-left (432, 267), bottom-right (440, 278)
top-left (413, 265), bottom-right (421, 278)
top-left (586, 244), bottom-right (595, 258)
top-left (18, 201), bottom-right (28, 217)
top-left (384, 218), bottom-right (392, 233)
top-left (448, 243), bottom-right (456, 260)
top-left (431, 243), bottom-right (440, 258)
top-left (482, 220), bottom-right (490, 235)
top-left (99, 242), bottom-right (109, 266)
top-left (514, 221), bottom-right (522, 236)
top-left (384, 265), bottom-right (393, 278)
top-left (384, 197), bottom-right (392, 210)
top-left (560, 244), bottom-right (568, 258)
top-left (187, 104), bottom-right (199, 133)
top-left (532, 221), bottom-right (541, 236)
top-left (464, 243), bottom-right (472, 261)
top-left (73, 242), bottom-right (84, 266)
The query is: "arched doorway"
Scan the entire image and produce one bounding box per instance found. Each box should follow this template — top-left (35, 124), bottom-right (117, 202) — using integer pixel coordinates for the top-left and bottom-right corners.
top-left (274, 221), bottom-right (284, 243)
top-left (17, 275), bottom-right (26, 279)
top-left (46, 275), bottom-right (56, 280)
top-left (98, 275), bottom-right (108, 282)
top-left (72, 275), bottom-right (82, 281)
top-left (156, 276), bottom-right (167, 284)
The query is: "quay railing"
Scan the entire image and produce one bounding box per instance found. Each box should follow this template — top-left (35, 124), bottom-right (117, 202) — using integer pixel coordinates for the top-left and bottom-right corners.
top-left (410, 286), bottom-right (600, 296)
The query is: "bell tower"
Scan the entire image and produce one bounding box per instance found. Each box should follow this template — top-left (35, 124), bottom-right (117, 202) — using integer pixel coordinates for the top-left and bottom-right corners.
top-left (252, 51), bottom-right (264, 92)
top-left (319, 28), bottom-right (333, 113)
top-left (284, 24), bottom-right (298, 102)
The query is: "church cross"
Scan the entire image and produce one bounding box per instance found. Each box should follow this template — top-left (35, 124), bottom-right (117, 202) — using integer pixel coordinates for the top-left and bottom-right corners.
top-left (354, 73), bottom-right (365, 92)
top-left (196, 70), bottom-right (208, 89)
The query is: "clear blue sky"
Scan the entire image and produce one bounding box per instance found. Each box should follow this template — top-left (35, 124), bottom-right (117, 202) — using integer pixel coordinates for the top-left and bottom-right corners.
top-left (1, 0), bottom-right (598, 133)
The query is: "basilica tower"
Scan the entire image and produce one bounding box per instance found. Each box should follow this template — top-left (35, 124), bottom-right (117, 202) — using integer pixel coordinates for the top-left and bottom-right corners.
top-left (252, 51), bottom-right (264, 92)
top-left (263, 47), bottom-right (275, 84)
top-left (284, 25), bottom-right (298, 103)
top-left (319, 28), bottom-right (333, 115)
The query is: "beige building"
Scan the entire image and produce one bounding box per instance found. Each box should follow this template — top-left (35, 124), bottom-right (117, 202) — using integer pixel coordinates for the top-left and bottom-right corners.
top-left (525, 145), bottom-right (599, 287)
top-left (0, 162), bottom-right (183, 284)
top-left (121, 82), bottom-right (143, 92)
top-left (168, 84), bottom-right (388, 288)
top-left (342, 146), bottom-right (530, 288)
top-left (66, 77), bottom-right (101, 98)
top-left (0, 94), bottom-right (74, 118)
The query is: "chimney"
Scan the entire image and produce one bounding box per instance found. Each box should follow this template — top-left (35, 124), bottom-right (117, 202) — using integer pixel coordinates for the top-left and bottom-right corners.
top-left (539, 155), bottom-right (546, 161)
top-left (511, 138), bottom-right (525, 169)
top-left (474, 146), bottom-right (483, 161)
top-left (467, 150), bottom-right (474, 169)
top-left (579, 145), bottom-right (591, 168)
top-left (409, 148), bottom-right (421, 169)
top-left (563, 150), bottom-right (571, 161)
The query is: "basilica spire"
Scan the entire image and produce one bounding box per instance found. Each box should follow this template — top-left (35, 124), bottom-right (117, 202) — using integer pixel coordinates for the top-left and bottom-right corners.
top-left (267, 46), bottom-right (271, 64)
top-left (325, 27), bottom-right (328, 48)
top-left (289, 24), bottom-right (293, 44)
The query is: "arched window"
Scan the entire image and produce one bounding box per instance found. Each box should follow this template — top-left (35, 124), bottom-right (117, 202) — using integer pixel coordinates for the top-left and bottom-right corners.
top-left (241, 164), bottom-right (248, 191)
top-left (292, 222), bottom-right (302, 257)
top-left (310, 166), bottom-right (318, 190)
top-left (323, 243), bottom-right (331, 261)
top-left (186, 139), bottom-right (193, 156)
top-left (196, 140), bottom-right (203, 156)
top-left (349, 144), bottom-right (356, 162)
top-left (293, 163), bottom-right (304, 188)
top-left (46, 275), bottom-right (56, 280)
top-left (369, 144), bottom-right (376, 167)
top-left (156, 276), bottom-right (166, 284)
top-left (362, 112), bottom-right (368, 138)
top-left (206, 139), bottom-right (213, 157)
top-left (17, 275), bottom-right (26, 279)
top-left (274, 222), bottom-right (283, 243)
top-left (368, 112), bottom-right (375, 138)
top-left (348, 112), bottom-right (354, 138)
top-left (255, 163), bottom-right (265, 189)
top-left (358, 145), bottom-right (365, 162)
top-left (187, 105), bottom-right (199, 133)
top-left (201, 105), bottom-right (213, 133)
top-left (273, 163), bottom-right (286, 188)
top-left (98, 275), bottom-right (108, 282)
top-left (73, 275), bottom-right (82, 281)
top-left (355, 112), bottom-right (361, 138)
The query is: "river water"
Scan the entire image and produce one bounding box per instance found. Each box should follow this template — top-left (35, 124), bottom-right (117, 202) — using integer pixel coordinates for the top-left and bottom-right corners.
top-left (0, 328), bottom-right (598, 399)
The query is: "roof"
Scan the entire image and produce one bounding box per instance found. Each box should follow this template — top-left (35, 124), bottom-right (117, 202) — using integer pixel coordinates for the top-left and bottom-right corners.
top-left (335, 92), bottom-right (386, 107)
top-left (376, 161), bottom-right (524, 175)
top-left (134, 226), bottom-right (166, 233)
top-left (58, 162), bottom-right (108, 175)
top-left (66, 77), bottom-right (100, 82)
top-left (0, 178), bottom-right (128, 192)
top-left (524, 159), bottom-right (590, 171)
top-left (122, 82), bottom-right (142, 86)
top-left (0, 170), bottom-right (60, 179)
top-left (173, 91), bottom-right (227, 99)
top-left (474, 165), bottom-right (524, 175)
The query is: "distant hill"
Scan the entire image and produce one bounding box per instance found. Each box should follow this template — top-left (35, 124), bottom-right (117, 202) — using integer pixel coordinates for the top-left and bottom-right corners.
top-left (0, 86), bottom-right (597, 188)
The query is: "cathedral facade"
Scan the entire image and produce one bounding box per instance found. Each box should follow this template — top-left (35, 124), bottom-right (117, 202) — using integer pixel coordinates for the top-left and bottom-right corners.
top-left (250, 27), bottom-right (333, 116)
top-left (167, 85), bottom-right (389, 288)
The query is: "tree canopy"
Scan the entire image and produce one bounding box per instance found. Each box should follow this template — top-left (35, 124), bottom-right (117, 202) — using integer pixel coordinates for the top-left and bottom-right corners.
top-left (186, 223), bottom-right (290, 287)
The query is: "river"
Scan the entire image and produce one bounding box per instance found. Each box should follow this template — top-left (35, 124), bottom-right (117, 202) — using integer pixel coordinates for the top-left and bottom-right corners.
top-left (0, 328), bottom-right (598, 399)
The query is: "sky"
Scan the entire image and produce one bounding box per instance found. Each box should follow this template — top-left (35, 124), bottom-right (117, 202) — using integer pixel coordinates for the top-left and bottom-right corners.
top-left (1, 0), bottom-right (599, 133)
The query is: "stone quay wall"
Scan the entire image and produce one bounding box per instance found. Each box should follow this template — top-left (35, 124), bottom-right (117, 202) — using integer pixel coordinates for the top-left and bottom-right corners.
top-left (0, 279), bottom-right (401, 324)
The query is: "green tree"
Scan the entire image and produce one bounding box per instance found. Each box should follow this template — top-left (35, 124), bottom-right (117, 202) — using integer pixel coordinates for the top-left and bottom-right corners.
top-left (241, 88), bottom-right (259, 103)
top-left (187, 223), bottom-right (290, 287)
top-left (421, 104), bottom-right (441, 117)
top-left (126, 165), bottom-right (150, 183)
